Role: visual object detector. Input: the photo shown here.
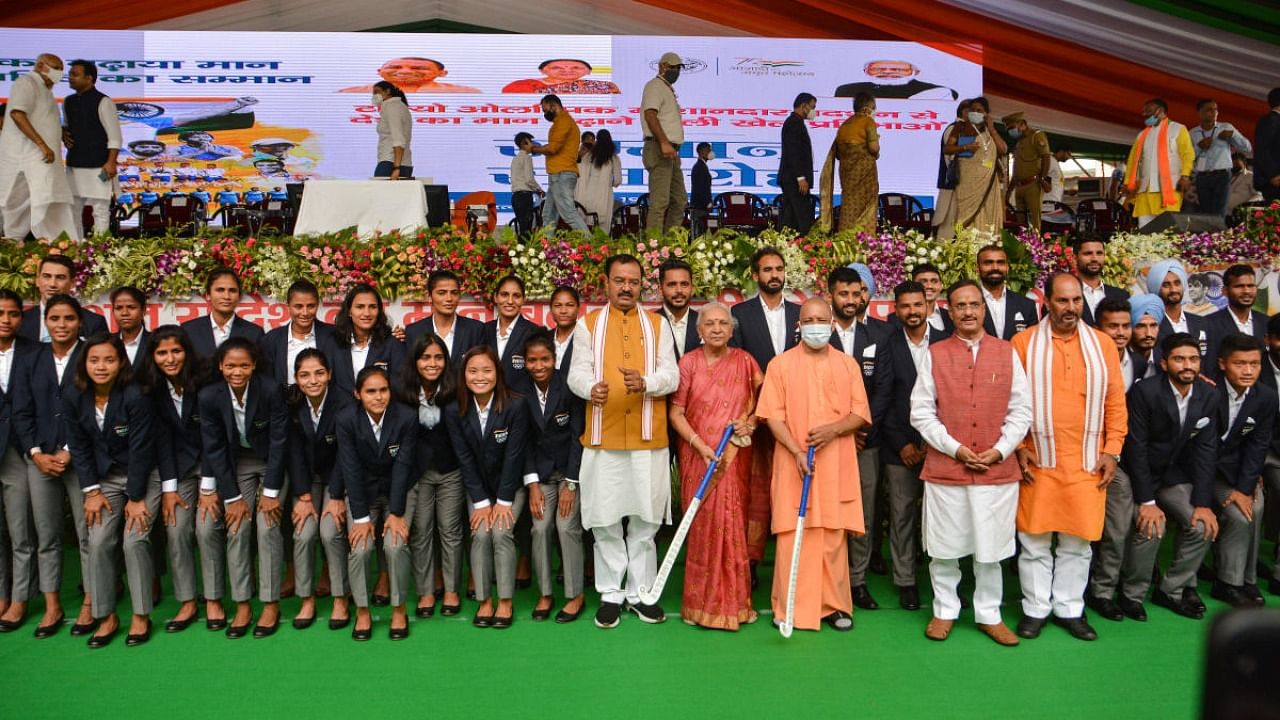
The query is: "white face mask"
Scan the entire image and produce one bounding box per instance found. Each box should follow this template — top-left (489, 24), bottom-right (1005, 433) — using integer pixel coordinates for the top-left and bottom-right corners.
top-left (967, 111), bottom-right (985, 124)
top-left (800, 323), bottom-right (831, 349)
top-left (705, 152), bottom-right (716, 161)
top-left (805, 106), bottom-right (816, 121)
top-left (42, 66), bottom-right (64, 85)
top-left (371, 93), bottom-right (384, 105)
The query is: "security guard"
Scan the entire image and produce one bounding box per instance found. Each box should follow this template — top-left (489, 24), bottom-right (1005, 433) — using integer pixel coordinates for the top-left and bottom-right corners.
top-left (1003, 112), bottom-right (1052, 230)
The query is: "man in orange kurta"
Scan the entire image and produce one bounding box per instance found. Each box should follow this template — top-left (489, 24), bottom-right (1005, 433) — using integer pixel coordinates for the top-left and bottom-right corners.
top-left (756, 298), bottom-right (870, 632)
top-left (1011, 274), bottom-right (1128, 642)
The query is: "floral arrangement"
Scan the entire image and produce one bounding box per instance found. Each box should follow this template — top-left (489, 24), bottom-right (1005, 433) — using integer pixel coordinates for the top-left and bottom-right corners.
top-left (0, 203), bottom-right (1274, 303)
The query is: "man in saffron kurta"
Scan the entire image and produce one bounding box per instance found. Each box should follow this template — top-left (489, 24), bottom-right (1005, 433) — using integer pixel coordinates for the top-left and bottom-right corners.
top-left (567, 254), bottom-right (679, 629)
top-left (756, 298), bottom-right (869, 632)
top-left (1012, 274), bottom-right (1128, 642)
top-left (1123, 98), bottom-right (1195, 227)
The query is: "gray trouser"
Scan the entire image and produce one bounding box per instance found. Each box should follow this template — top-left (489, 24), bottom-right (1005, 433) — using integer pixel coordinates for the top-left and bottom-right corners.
top-left (195, 453), bottom-right (265, 603)
top-left (1265, 453), bottom-right (1280, 581)
top-left (407, 469), bottom-right (465, 595)
top-left (1089, 467), bottom-right (1134, 598)
top-left (642, 139), bottom-right (687, 235)
top-left (885, 462), bottom-right (924, 587)
top-left (255, 474), bottom-right (287, 603)
top-left (467, 488), bottom-right (527, 602)
top-left (1121, 483), bottom-right (1211, 601)
top-left (27, 461), bottom-right (88, 596)
top-left (1, 447), bottom-right (33, 602)
top-left (1213, 477), bottom-right (1265, 587)
top-left (318, 489), bottom-right (350, 597)
top-left (530, 478), bottom-right (584, 599)
top-left (88, 472), bottom-right (162, 618)
top-left (847, 447), bottom-right (882, 585)
top-left (293, 481), bottom-right (348, 598)
top-left (164, 473), bottom-right (200, 603)
top-left (346, 495), bottom-right (411, 608)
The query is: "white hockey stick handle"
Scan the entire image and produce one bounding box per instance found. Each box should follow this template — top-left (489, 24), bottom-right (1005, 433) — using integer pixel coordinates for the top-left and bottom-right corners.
top-left (637, 496), bottom-right (702, 605)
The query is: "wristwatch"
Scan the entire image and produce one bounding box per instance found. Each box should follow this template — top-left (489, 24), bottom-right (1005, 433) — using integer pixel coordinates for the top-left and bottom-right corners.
top-left (1107, 453), bottom-right (1121, 464)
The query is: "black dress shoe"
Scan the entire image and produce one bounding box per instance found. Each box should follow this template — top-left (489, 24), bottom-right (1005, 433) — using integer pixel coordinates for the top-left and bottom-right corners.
top-left (252, 621), bottom-right (279, 639)
top-left (328, 616), bottom-right (351, 631)
top-left (88, 626), bottom-right (118, 649)
top-left (33, 613), bottom-right (65, 639)
top-left (389, 624), bottom-right (409, 641)
top-left (1054, 615), bottom-right (1098, 641)
top-left (531, 606), bottom-right (552, 622)
top-left (466, 589), bottom-right (477, 601)
top-left (166, 615), bottom-right (198, 634)
top-left (627, 601), bottom-right (666, 624)
top-left (292, 615), bottom-right (316, 630)
top-left (594, 601), bottom-right (622, 629)
top-left (555, 607), bottom-right (582, 624)
top-left (440, 603), bottom-right (461, 617)
top-left (898, 585), bottom-right (921, 611)
top-left (514, 577), bottom-right (532, 590)
top-left (822, 611), bottom-right (854, 632)
top-left (0, 617), bottom-right (25, 633)
top-left (492, 613), bottom-right (513, 629)
top-left (126, 620), bottom-right (152, 647)
top-left (352, 624), bottom-right (372, 641)
top-left (1152, 588), bottom-right (1203, 619)
top-left (1117, 596), bottom-right (1148, 622)
top-left (206, 617), bottom-right (228, 632)
top-left (473, 612), bottom-right (495, 628)
top-left (1016, 615), bottom-right (1047, 639)
top-left (1184, 588), bottom-right (1207, 615)
top-left (1270, 578), bottom-right (1280, 596)
top-left (851, 584), bottom-right (879, 610)
top-left (1085, 593), bottom-right (1124, 622)
top-left (1241, 584), bottom-right (1265, 607)
top-left (225, 623), bottom-right (251, 639)
top-left (1211, 581), bottom-right (1252, 608)
top-left (372, 594), bottom-right (390, 607)
top-left (415, 604), bottom-right (436, 619)
top-left (70, 620), bottom-right (97, 637)
top-left (868, 553), bottom-right (888, 576)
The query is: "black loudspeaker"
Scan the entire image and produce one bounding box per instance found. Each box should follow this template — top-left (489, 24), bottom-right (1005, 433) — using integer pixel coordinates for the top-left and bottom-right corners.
top-left (1138, 212), bottom-right (1225, 234)
top-left (285, 183), bottom-right (305, 215)
top-left (422, 184), bottom-right (450, 227)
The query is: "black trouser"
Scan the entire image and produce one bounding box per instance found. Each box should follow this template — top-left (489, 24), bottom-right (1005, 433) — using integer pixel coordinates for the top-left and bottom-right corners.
top-left (1193, 169), bottom-right (1230, 217)
top-left (512, 191), bottom-right (536, 239)
top-left (778, 179), bottom-right (813, 235)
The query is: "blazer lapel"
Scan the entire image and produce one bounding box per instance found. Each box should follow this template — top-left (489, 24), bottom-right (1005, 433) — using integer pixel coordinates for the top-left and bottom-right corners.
top-left (466, 404), bottom-right (484, 443)
top-left (219, 384), bottom-right (237, 448)
top-left (784, 302), bottom-right (800, 349)
top-left (101, 387), bottom-right (123, 440)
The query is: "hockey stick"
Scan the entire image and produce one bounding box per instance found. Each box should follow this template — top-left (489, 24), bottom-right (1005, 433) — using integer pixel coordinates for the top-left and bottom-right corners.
top-left (780, 446), bottom-right (816, 638)
top-left (636, 424), bottom-right (736, 606)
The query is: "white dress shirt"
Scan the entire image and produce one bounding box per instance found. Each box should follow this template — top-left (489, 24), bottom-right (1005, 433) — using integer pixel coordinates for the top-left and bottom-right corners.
top-left (350, 337), bottom-right (371, 375)
top-left (1228, 309), bottom-right (1254, 335)
top-left (982, 286), bottom-right (1008, 338)
top-left (494, 318), bottom-right (515, 359)
top-left (94, 400), bottom-right (107, 431)
top-left (211, 315), bottom-right (234, 348)
top-left (905, 329), bottom-right (930, 371)
top-left (666, 308), bottom-right (692, 358)
top-left (1082, 281), bottom-right (1106, 318)
top-left (1224, 383), bottom-right (1249, 436)
top-left (1166, 309), bottom-right (1189, 334)
top-left (287, 322), bottom-right (318, 385)
top-left (909, 337), bottom-right (1033, 462)
top-left (53, 342), bottom-right (78, 385)
top-left (510, 150), bottom-right (541, 193)
top-left (309, 391), bottom-right (327, 429)
top-left (926, 306), bottom-right (947, 333)
top-left (760, 296), bottom-right (787, 357)
top-left (417, 388), bottom-right (441, 429)
top-left (1170, 381), bottom-right (1192, 427)
top-left (433, 315), bottom-right (456, 356)
top-left (0, 343), bottom-right (14, 393)
top-left (121, 330), bottom-right (143, 365)
top-left (554, 330), bottom-right (572, 370)
top-left (835, 320), bottom-right (857, 358)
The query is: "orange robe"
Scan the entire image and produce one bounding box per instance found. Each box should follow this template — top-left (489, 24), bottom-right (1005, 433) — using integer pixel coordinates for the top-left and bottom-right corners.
top-left (1010, 326), bottom-right (1128, 541)
top-left (756, 346), bottom-right (870, 630)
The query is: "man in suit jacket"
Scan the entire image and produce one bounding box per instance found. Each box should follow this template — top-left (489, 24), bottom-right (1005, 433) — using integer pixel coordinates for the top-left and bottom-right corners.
top-left (1119, 333), bottom-right (1220, 621)
top-left (405, 269), bottom-right (485, 358)
top-left (0, 289), bottom-right (38, 629)
top-left (109, 286), bottom-right (149, 366)
top-left (1209, 333), bottom-right (1278, 607)
top-left (911, 263), bottom-right (954, 337)
top-left (977, 245), bottom-right (1038, 340)
top-left (1074, 236), bottom-right (1129, 327)
top-left (1150, 259), bottom-right (1212, 367)
top-left (778, 93), bottom-right (816, 235)
top-left (1206, 265), bottom-right (1268, 360)
top-left (1261, 315), bottom-right (1280, 595)
top-left (180, 268), bottom-right (265, 364)
top-left (259, 279), bottom-right (333, 390)
top-left (877, 280), bottom-right (947, 611)
top-left (20, 254), bottom-right (107, 343)
top-left (1253, 87), bottom-right (1280, 203)
top-left (658, 259), bottom-right (700, 360)
top-left (828, 266), bottom-right (891, 609)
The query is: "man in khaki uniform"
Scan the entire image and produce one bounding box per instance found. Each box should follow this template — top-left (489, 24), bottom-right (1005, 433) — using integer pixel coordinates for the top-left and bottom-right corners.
top-left (1003, 112), bottom-right (1052, 230)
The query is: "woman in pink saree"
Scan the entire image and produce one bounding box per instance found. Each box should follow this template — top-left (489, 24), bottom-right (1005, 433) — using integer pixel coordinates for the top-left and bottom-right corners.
top-left (669, 302), bottom-right (762, 630)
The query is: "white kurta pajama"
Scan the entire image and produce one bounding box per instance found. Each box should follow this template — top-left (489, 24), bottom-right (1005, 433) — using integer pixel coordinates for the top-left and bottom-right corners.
top-left (65, 94), bottom-right (123, 237)
top-left (0, 72), bottom-right (78, 241)
top-left (568, 307), bottom-right (679, 606)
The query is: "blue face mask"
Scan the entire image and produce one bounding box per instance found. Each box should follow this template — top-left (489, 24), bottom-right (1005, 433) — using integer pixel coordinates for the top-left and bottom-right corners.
top-left (1008, 129), bottom-right (1022, 140)
top-left (1144, 115), bottom-right (1159, 127)
top-left (800, 324), bottom-right (832, 350)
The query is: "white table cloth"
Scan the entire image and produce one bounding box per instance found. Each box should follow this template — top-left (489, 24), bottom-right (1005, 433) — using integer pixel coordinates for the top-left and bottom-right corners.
top-left (293, 179), bottom-right (431, 236)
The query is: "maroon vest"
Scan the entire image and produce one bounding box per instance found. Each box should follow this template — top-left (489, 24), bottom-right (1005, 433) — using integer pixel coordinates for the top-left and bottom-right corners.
top-left (921, 336), bottom-right (1022, 485)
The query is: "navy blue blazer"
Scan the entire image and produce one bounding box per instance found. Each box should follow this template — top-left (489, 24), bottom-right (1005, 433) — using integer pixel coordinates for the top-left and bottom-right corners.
top-left (1156, 311), bottom-right (1213, 368)
top-left (1205, 308), bottom-right (1268, 380)
top-left (405, 314), bottom-right (486, 359)
top-left (0, 337), bottom-right (38, 453)
top-left (410, 396), bottom-right (458, 476)
top-left (20, 304), bottom-right (108, 343)
top-left (522, 375), bottom-right (584, 483)
top-left (1215, 382), bottom-right (1277, 495)
top-left (197, 376), bottom-right (288, 500)
top-left (286, 389), bottom-right (354, 497)
top-left (150, 380), bottom-right (203, 483)
top-left (983, 290), bottom-right (1040, 340)
top-left (121, 328), bottom-right (150, 366)
top-left (323, 334), bottom-right (407, 398)
top-left (333, 401), bottom-right (418, 518)
top-left (181, 314), bottom-right (266, 363)
top-left (64, 383), bottom-right (155, 499)
top-left (259, 320), bottom-right (335, 390)
top-left (444, 396), bottom-right (528, 507)
top-left (483, 315), bottom-right (540, 394)
top-left (1082, 284), bottom-right (1131, 327)
top-left (829, 317), bottom-right (891, 448)
top-left (730, 296), bottom-right (800, 373)
top-left (11, 342), bottom-right (84, 454)
top-left (878, 325), bottom-right (947, 465)
top-left (659, 307), bottom-right (702, 357)
top-left (1260, 354), bottom-right (1280, 457)
top-left (1121, 375), bottom-right (1219, 507)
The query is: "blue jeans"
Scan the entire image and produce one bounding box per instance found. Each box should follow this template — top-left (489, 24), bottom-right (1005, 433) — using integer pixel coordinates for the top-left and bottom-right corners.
top-left (542, 171), bottom-right (588, 233)
top-left (374, 161), bottom-right (413, 178)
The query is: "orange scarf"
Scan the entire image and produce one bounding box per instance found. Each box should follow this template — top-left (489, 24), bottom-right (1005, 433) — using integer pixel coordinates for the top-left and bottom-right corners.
top-left (1124, 119), bottom-right (1177, 208)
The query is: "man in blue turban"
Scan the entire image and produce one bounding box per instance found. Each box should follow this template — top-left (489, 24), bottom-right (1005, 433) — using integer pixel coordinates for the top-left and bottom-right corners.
top-left (1147, 259), bottom-right (1211, 365)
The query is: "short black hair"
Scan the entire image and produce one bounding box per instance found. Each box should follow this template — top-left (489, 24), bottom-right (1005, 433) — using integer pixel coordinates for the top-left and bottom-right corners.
top-left (1222, 264), bottom-right (1255, 286)
top-left (110, 286), bottom-right (147, 307)
top-left (0, 288), bottom-right (22, 310)
top-left (894, 280), bottom-right (926, 300)
top-left (1145, 98), bottom-right (1169, 113)
top-left (286, 279), bottom-right (320, 302)
top-left (39, 254), bottom-right (77, 277)
top-left (603, 253), bottom-right (641, 277)
top-left (540, 94), bottom-right (563, 108)
top-left (427, 269), bottom-right (460, 293)
top-left (658, 258), bottom-right (693, 284)
top-left (1042, 272), bottom-right (1083, 300)
top-left (539, 58), bottom-right (591, 71)
top-left (1268, 313), bottom-right (1280, 337)
top-left (793, 92), bottom-right (816, 109)
top-left (853, 92), bottom-right (875, 112)
top-left (977, 244), bottom-right (1007, 261)
top-left (73, 332), bottom-right (130, 393)
top-left (945, 279), bottom-right (981, 304)
top-left (1071, 233), bottom-right (1106, 252)
top-left (551, 285), bottom-right (580, 304)
top-left (205, 267), bottom-right (241, 295)
top-left (955, 98), bottom-right (969, 117)
top-left (827, 266), bottom-right (862, 292)
top-left (1196, 98), bottom-right (1215, 111)
top-left (214, 336), bottom-right (261, 368)
top-left (1055, 143), bottom-right (1072, 154)
top-left (514, 132), bottom-right (533, 146)
top-left (45, 293), bottom-right (82, 319)
top-left (1217, 332), bottom-right (1263, 361)
top-left (911, 262), bottom-right (941, 279)
top-left (1095, 296), bottom-right (1132, 324)
top-left (695, 142), bottom-right (711, 153)
top-left (493, 274), bottom-right (525, 296)
top-left (522, 328), bottom-right (557, 359)
top-left (69, 59), bottom-right (97, 81)
top-left (1161, 331), bottom-right (1199, 358)
top-left (969, 96), bottom-right (991, 112)
top-left (750, 247), bottom-right (784, 274)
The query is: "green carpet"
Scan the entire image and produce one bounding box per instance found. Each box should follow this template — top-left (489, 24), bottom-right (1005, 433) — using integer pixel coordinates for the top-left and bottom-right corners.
top-left (1, 538), bottom-right (1260, 719)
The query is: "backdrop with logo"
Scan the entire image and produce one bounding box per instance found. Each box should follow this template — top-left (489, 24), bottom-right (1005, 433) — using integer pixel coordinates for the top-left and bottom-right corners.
top-left (0, 29), bottom-right (981, 208)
